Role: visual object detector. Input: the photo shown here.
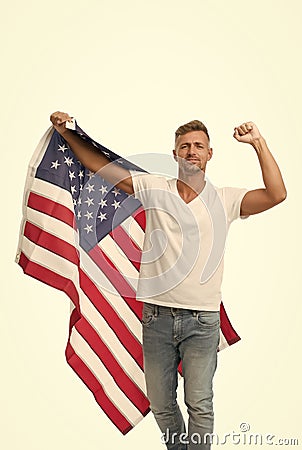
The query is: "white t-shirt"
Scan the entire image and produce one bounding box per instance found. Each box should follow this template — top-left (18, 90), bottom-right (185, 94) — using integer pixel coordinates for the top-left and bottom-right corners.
top-left (130, 170), bottom-right (249, 311)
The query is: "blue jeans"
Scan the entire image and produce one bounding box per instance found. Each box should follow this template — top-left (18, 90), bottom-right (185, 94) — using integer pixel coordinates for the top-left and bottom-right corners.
top-left (142, 303), bottom-right (220, 450)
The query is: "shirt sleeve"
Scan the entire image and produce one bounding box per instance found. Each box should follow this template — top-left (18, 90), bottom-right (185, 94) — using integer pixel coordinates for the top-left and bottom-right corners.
top-left (223, 187), bottom-right (250, 223)
top-left (129, 170), bottom-right (164, 206)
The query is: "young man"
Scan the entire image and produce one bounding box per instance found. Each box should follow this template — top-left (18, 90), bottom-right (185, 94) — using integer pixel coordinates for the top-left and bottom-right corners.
top-left (50, 112), bottom-right (287, 450)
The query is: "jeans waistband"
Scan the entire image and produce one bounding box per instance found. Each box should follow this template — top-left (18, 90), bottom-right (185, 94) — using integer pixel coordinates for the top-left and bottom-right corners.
top-left (144, 303), bottom-right (219, 317)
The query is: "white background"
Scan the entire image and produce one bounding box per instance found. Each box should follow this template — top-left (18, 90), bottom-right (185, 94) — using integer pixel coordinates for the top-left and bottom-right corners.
top-left (1, 1), bottom-right (301, 449)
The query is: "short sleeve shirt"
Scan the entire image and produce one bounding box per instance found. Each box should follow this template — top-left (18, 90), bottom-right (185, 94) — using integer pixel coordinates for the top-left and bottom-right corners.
top-left (129, 170), bottom-right (249, 311)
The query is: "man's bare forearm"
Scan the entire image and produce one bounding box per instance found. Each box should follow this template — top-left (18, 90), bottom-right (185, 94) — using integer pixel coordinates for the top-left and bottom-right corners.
top-left (50, 111), bottom-right (134, 194)
top-left (61, 129), bottom-right (133, 192)
top-left (60, 129), bottom-right (110, 173)
top-left (251, 136), bottom-right (287, 203)
top-left (234, 121), bottom-right (286, 215)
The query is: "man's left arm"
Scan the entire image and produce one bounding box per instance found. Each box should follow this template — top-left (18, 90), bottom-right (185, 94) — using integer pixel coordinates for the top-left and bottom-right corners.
top-left (233, 121), bottom-right (287, 216)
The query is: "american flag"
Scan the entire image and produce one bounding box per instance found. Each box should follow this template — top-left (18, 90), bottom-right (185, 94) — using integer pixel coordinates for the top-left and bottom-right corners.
top-left (16, 121), bottom-right (240, 434)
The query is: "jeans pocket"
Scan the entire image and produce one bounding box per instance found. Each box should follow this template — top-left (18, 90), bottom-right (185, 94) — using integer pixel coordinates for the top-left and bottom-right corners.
top-left (196, 311), bottom-right (220, 328)
top-left (142, 303), bottom-right (156, 326)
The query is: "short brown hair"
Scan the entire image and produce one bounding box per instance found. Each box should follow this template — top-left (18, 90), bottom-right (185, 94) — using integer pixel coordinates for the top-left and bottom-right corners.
top-left (175, 120), bottom-right (210, 143)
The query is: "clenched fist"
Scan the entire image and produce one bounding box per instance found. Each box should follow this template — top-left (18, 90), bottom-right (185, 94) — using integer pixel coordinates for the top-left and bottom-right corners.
top-left (233, 121), bottom-right (262, 144)
top-left (50, 111), bottom-right (73, 136)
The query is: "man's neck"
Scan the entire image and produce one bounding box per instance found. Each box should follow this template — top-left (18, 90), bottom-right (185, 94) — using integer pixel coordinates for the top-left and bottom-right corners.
top-left (177, 171), bottom-right (206, 197)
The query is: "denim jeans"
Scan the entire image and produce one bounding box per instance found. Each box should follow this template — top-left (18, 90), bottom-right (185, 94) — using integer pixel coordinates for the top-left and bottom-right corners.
top-left (142, 303), bottom-right (220, 450)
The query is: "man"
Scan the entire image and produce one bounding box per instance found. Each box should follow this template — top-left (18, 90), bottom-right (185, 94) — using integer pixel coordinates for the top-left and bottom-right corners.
top-left (50, 112), bottom-right (287, 449)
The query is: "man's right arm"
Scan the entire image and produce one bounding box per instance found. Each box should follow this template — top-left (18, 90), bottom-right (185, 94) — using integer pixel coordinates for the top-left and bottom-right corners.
top-left (50, 111), bottom-right (134, 195)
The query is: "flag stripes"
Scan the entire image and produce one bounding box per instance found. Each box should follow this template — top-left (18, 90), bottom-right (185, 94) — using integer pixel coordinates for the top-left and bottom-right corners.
top-left (68, 327), bottom-right (144, 423)
top-left (96, 236), bottom-right (139, 289)
top-left (73, 317), bottom-right (148, 411)
top-left (79, 272), bottom-right (144, 371)
top-left (19, 252), bottom-right (80, 308)
top-left (19, 184), bottom-right (150, 431)
top-left (219, 303), bottom-right (240, 348)
top-left (66, 342), bottom-right (138, 435)
top-left (18, 245), bottom-right (149, 432)
top-left (88, 246), bottom-right (138, 304)
top-left (28, 191), bottom-right (76, 228)
top-left (119, 212), bottom-right (145, 249)
top-left (109, 226), bottom-right (142, 271)
top-left (24, 222), bottom-right (79, 265)
top-left (21, 208), bottom-right (145, 370)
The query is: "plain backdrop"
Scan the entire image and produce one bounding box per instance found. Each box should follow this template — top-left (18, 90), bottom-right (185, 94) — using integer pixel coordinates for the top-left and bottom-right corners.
top-left (1, 1), bottom-right (301, 449)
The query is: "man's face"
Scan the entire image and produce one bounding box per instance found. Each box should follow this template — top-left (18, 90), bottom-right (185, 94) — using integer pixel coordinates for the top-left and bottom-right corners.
top-left (173, 130), bottom-right (213, 174)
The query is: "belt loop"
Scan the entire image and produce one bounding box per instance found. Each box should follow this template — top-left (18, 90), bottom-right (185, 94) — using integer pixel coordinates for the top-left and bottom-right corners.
top-left (192, 310), bottom-right (197, 317)
top-left (154, 304), bottom-right (159, 317)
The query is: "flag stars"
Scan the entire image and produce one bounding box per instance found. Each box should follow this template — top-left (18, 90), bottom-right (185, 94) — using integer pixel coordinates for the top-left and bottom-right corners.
top-left (58, 144), bottom-right (68, 153)
top-left (71, 186), bottom-right (77, 195)
top-left (112, 187), bottom-right (121, 197)
top-left (51, 160), bottom-right (60, 170)
top-left (77, 197), bottom-right (82, 206)
top-left (84, 197), bottom-right (94, 207)
top-left (99, 185), bottom-right (108, 195)
top-left (87, 171), bottom-right (95, 179)
top-left (64, 156), bottom-right (74, 167)
top-left (84, 224), bottom-right (93, 234)
top-left (86, 183), bottom-right (95, 193)
top-left (77, 210), bottom-right (82, 219)
top-left (69, 171), bottom-right (76, 180)
top-left (78, 170), bottom-right (84, 179)
top-left (73, 198), bottom-right (77, 206)
top-left (112, 200), bottom-right (121, 210)
top-left (98, 212), bottom-right (107, 221)
top-left (99, 198), bottom-right (107, 208)
top-left (84, 211), bottom-right (93, 220)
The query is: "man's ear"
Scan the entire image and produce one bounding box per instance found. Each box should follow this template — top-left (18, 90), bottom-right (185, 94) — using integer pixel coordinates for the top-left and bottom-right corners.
top-left (173, 149), bottom-right (178, 162)
top-left (207, 147), bottom-right (213, 161)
